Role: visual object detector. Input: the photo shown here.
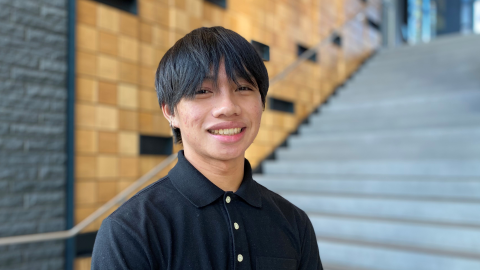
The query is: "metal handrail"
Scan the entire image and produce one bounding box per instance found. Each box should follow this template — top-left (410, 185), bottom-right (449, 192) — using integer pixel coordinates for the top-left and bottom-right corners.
top-left (0, 7), bottom-right (369, 246)
top-left (0, 153), bottom-right (178, 246)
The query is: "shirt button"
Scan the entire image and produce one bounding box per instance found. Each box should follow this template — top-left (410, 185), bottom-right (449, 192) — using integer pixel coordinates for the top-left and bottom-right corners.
top-left (234, 222), bottom-right (239, 230)
top-left (237, 254), bottom-right (243, 262)
top-left (226, 196), bottom-right (231, 203)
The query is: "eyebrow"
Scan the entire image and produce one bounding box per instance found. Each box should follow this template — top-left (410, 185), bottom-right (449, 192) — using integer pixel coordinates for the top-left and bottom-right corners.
top-left (203, 75), bottom-right (215, 81)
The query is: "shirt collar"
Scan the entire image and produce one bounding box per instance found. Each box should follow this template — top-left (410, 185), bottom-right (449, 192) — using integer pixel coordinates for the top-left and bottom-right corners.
top-left (168, 150), bottom-right (262, 208)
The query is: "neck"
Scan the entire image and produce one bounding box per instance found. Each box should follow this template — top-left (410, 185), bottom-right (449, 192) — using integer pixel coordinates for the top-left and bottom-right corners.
top-left (183, 150), bottom-right (245, 192)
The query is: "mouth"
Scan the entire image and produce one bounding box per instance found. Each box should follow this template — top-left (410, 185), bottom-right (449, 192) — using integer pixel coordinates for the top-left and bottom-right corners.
top-left (207, 127), bottom-right (245, 136)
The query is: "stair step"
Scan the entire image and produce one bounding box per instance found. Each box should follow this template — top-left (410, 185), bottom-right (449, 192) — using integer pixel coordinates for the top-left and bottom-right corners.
top-left (335, 87), bottom-right (480, 103)
top-left (289, 127), bottom-right (480, 145)
top-left (263, 160), bottom-right (480, 177)
top-left (275, 144), bottom-right (480, 159)
top-left (321, 89), bottom-right (480, 111)
top-left (255, 176), bottom-right (480, 200)
top-left (317, 239), bottom-right (480, 270)
top-left (300, 114), bottom-right (480, 134)
top-left (339, 81), bottom-right (480, 95)
top-left (310, 214), bottom-right (480, 256)
top-left (278, 193), bottom-right (480, 226)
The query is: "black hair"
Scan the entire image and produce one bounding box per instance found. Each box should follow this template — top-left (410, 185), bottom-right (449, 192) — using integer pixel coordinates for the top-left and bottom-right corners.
top-left (155, 26), bottom-right (269, 144)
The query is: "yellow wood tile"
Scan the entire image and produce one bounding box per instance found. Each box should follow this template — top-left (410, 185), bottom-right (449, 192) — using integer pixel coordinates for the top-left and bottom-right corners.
top-left (139, 156), bottom-right (157, 175)
top-left (76, 129), bottom-right (97, 154)
top-left (76, 103), bottom-right (96, 128)
top-left (120, 157), bottom-right (139, 178)
top-left (118, 83), bottom-right (138, 109)
top-left (269, 129), bottom-right (283, 146)
top-left (186, 0), bottom-right (202, 18)
top-left (138, 89), bottom-right (157, 111)
top-left (139, 66), bottom-right (155, 88)
top-left (77, 24), bottom-right (97, 51)
top-left (98, 31), bottom-right (118, 56)
top-left (153, 26), bottom-right (170, 49)
top-left (120, 12), bottom-right (139, 38)
top-left (154, 47), bottom-right (168, 64)
top-left (98, 81), bottom-right (117, 105)
top-left (170, 9), bottom-right (189, 33)
top-left (75, 181), bottom-right (97, 205)
top-left (174, 0), bottom-right (186, 10)
top-left (76, 77), bottom-right (97, 102)
top-left (97, 54), bottom-right (118, 81)
top-left (74, 256), bottom-right (92, 270)
top-left (119, 109), bottom-right (138, 131)
top-left (96, 105), bottom-right (118, 130)
top-left (97, 5), bottom-right (119, 33)
top-left (140, 43), bottom-right (155, 67)
top-left (233, 13), bottom-right (252, 40)
top-left (156, 3), bottom-right (170, 27)
top-left (75, 155), bottom-right (97, 179)
top-left (139, 0), bottom-right (156, 22)
top-left (119, 61), bottom-right (139, 84)
top-left (119, 132), bottom-right (139, 155)
top-left (230, 0), bottom-right (251, 15)
top-left (119, 36), bottom-right (139, 62)
top-left (190, 16), bottom-right (203, 29)
top-left (140, 22), bottom-right (153, 43)
top-left (118, 179), bottom-right (136, 193)
top-left (97, 155), bottom-right (118, 178)
top-left (77, 0), bottom-right (96, 26)
top-left (76, 51), bottom-right (96, 77)
top-left (153, 114), bottom-right (171, 136)
top-left (97, 181), bottom-right (117, 202)
top-left (98, 131), bottom-right (118, 154)
top-left (139, 112), bottom-right (153, 133)
top-left (75, 205), bottom-right (97, 231)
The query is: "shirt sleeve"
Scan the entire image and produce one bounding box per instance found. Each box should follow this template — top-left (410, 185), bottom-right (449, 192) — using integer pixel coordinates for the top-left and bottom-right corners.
top-left (91, 217), bottom-right (152, 270)
top-left (298, 213), bottom-right (323, 270)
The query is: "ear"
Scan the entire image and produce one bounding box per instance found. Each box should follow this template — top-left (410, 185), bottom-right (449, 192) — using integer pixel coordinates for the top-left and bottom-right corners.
top-left (161, 103), bottom-right (176, 127)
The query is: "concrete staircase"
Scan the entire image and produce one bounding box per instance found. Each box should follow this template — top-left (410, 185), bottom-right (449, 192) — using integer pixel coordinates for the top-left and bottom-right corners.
top-left (254, 33), bottom-right (480, 270)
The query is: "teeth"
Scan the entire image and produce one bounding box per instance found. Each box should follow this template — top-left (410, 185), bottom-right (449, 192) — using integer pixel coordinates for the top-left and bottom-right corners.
top-left (209, 128), bottom-right (243, 136)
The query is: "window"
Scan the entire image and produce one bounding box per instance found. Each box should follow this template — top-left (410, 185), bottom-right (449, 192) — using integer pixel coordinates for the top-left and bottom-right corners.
top-left (251, 40), bottom-right (270, 61)
top-left (269, 97), bottom-right (294, 114)
top-left (331, 33), bottom-right (342, 47)
top-left (93, 0), bottom-right (137, 14)
top-left (367, 17), bottom-right (381, 32)
top-left (139, 135), bottom-right (173, 155)
top-left (297, 44), bottom-right (318, 62)
top-left (76, 231), bottom-right (97, 257)
top-left (205, 0), bottom-right (227, 9)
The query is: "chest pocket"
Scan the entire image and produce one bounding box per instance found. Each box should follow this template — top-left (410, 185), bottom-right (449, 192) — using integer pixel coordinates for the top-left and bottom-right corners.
top-left (256, 257), bottom-right (297, 270)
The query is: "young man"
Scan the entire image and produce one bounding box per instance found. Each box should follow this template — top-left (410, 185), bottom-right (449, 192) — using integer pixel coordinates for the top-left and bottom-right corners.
top-left (92, 26), bottom-right (323, 270)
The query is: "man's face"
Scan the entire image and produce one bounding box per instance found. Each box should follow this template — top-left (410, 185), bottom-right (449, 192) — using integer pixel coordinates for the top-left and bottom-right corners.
top-left (173, 61), bottom-right (263, 162)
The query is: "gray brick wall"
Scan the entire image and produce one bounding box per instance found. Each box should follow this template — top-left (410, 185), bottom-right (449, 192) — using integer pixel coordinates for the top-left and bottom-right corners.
top-left (0, 0), bottom-right (68, 269)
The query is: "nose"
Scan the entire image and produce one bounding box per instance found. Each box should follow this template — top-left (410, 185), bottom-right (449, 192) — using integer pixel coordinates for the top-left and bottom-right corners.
top-left (212, 90), bottom-right (241, 118)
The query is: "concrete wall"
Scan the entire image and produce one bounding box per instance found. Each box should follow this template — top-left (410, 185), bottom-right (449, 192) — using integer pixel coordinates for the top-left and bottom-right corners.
top-left (0, 1), bottom-right (68, 269)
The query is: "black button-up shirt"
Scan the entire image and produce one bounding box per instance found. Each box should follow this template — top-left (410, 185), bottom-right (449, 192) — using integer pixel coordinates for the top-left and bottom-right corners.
top-left (92, 151), bottom-right (323, 270)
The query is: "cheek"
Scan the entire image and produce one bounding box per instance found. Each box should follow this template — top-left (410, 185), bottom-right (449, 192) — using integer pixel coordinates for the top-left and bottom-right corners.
top-left (180, 108), bottom-right (203, 130)
top-left (249, 102), bottom-right (263, 128)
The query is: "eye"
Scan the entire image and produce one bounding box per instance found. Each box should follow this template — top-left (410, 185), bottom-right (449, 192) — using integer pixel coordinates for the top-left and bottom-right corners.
top-left (237, 86), bottom-right (253, 91)
top-left (195, 89), bottom-right (211, 95)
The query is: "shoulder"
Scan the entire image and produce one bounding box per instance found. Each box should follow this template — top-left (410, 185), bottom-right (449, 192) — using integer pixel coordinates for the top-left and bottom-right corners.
top-left (105, 175), bottom-right (180, 231)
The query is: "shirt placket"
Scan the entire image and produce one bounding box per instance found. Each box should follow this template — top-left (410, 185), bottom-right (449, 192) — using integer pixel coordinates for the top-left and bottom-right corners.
top-left (223, 192), bottom-right (251, 270)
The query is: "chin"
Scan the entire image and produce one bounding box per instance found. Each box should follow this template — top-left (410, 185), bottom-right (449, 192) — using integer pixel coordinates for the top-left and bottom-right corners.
top-left (208, 146), bottom-right (246, 161)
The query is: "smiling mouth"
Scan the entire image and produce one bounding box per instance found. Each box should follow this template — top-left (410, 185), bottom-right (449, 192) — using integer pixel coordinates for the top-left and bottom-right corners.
top-left (208, 128), bottom-right (245, 135)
